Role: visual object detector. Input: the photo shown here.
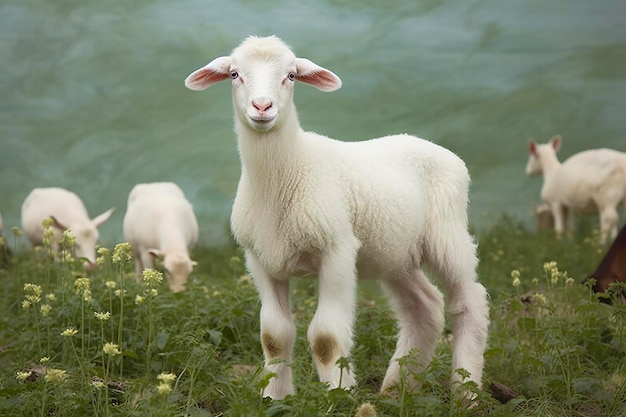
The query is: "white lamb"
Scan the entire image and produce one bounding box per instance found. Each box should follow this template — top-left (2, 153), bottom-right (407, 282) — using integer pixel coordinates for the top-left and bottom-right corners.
top-left (185, 35), bottom-right (489, 399)
top-left (526, 135), bottom-right (626, 244)
top-left (123, 182), bottom-right (199, 292)
top-left (21, 187), bottom-right (114, 266)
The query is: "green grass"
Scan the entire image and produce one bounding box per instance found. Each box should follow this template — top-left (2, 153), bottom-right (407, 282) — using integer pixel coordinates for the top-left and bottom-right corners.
top-left (0, 216), bottom-right (625, 416)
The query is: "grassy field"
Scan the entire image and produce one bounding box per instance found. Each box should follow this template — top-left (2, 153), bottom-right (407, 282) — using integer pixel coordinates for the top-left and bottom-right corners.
top-left (0, 216), bottom-right (624, 416)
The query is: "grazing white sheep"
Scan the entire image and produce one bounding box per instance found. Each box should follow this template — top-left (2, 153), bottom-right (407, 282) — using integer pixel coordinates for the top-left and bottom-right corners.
top-left (123, 182), bottom-right (199, 292)
top-left (526, 135), bottom-right (626, 244)
top-left (21, 187), bottom-right (114, 266)
top-left (185, 35), bottom-right (489, 399)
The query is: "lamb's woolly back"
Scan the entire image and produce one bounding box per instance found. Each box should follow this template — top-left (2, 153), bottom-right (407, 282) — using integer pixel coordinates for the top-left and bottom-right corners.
top-left (185, 35), bottom-right (489, 401)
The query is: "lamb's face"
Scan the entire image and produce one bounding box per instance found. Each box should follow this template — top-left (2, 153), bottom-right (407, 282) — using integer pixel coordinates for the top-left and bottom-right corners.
top-left (163, 254), bottom-right (195, 292)
top-left (525, 141), bottom-right (543, 175)
top-left (72, 226), bottom-right (100, 267)
top-left (525, 151), bottom-right (542, 175)
top-left (230, 43), bottom-right (298, 132)
top-left (184, 36), bottom-right (342, 133)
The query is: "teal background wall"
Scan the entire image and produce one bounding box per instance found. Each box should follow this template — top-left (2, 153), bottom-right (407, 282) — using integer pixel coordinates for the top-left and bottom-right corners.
top-left (1, 0), bottom-right (625, 246)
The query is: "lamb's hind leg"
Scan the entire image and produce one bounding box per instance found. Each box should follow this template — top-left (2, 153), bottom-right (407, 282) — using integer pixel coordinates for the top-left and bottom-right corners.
top-left (427, 229), bottom-right (489, 392)
top-left (246, 251), bottom-right (296, 400)
top-left (599, 205), bottom-right (619, 244)
top-left (380, 269), bottom-right (445, 393)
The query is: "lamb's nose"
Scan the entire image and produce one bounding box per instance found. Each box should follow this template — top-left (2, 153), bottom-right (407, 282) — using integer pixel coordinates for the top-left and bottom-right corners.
top-left (252, 99), bottom-right (272, 113)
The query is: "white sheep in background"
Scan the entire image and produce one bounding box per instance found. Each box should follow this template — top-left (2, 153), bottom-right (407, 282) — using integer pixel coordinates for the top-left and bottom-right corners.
top-left (21, 187), bottom-right (114, 266)
top-left (123, 182), bottom-right (199, 292)
top-left (185, 35), bottom-right (489, 399)
top-left (526, 135), bottom-right (626, 244)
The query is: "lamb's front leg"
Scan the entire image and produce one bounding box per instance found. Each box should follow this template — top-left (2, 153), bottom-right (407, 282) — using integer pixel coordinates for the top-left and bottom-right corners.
top-left (307, 239), bottom-right (359, 390)
top-left (246, 251), bottom-right (296, 399)
top-left (550, 202), bottom-right (566, 239)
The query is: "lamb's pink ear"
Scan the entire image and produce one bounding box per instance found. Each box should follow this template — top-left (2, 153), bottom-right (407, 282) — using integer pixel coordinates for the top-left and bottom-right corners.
top-left (549, 135), bottom-right (561, 152)
top-left (185, 56), bottom-right (232, 91)
top-left (295, 58), bottom-right (342, 92)
top-left (529, 140), bottom-right (537, 155)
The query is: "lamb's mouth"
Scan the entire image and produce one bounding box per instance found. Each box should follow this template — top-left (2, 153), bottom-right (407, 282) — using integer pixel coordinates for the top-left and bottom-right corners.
top-left (248, 115), bottom-right (277, 131)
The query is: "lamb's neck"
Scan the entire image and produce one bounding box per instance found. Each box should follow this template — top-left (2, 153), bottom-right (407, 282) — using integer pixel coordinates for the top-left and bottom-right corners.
top-left (538, 148), bottom-right (561, 179)
top-left (235, 112), bottom-right (304, 186)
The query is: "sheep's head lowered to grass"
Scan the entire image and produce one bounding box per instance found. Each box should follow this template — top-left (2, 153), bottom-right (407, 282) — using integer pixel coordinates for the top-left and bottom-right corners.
top-left (185, 36), bottom-right (342, 133)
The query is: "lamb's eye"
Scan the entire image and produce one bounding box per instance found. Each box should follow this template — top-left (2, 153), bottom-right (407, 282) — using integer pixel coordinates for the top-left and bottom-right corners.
top-left (288, 72), bottom-right (296, 81)
top-left (231, 71), bottom-right (239, 79)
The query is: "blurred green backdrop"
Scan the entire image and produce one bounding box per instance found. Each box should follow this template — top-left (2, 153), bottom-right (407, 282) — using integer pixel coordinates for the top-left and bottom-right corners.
top-left (1, 0), bottom-right (625, 246)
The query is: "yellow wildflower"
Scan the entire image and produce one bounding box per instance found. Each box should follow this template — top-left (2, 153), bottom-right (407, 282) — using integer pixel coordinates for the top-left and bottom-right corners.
top-left (103, 342), bottom-right (121, 356)
top-left (94, 311), bottom-right (111, 321)
top-left (105, 280), bottom-right (117, 290)
top-left (16, 371), bottom-right (32, 381)
top-left (142, 268), bottom-right (163, 287)
top-left (112, 242), bottom-right (132, 264)
top-left (24, 283), bottom-right (42, 296)
top-left (44, 368), bottom-right (68, 383)
top-left (96, 247), bottom-right (110, 266)
top-left (135, 295), bottom-right (145, 305)
top-left (60, 229), bottom-right (76, 248)
top-left (62, 328), bottom-right (78, 337)
top-left (157, 372), bottom-right (177, 384)
top-left (156, 382), bottom-right (172, 396)
top-left (40, 304), bottom-right (51, 317)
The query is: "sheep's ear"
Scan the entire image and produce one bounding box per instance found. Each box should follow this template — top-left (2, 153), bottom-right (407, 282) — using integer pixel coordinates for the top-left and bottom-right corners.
top-left (92, 208), bottom-right (115, 228)
top-left (529, 140), bottom-right (537, 155)
top-left (295, 58), bottom-right (342, 92)
top-left (185, 56), bottom-right (232, 91)
top-left (148, 249), bottom-right (163, 259)
top-left (550, 135), bottom-right (561, 152)
top-left (50, 216), bottom-right (67, 231)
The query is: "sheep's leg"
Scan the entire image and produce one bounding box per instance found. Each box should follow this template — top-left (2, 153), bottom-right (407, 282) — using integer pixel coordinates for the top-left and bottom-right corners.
top-left (550, 203), bottom-right (566, 239)
top-left (137, 252), bottom-right (154, 282)
top-left (134, 258), bottom-right (143, 276)
top-left (308, 240), bottom-right (359, 390)
top-left (446, 279), bottom-right (489, 392)
top-left (563, 206), bottom-right (575, 238)
top-left (246, 251), bottom-right (296, 399)
top-left (427, 229), bottom-right (489, 393)
top-left (380, 269), bottom-right (445, 393)
top-left (599, 205), bottom-right (619, 244)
